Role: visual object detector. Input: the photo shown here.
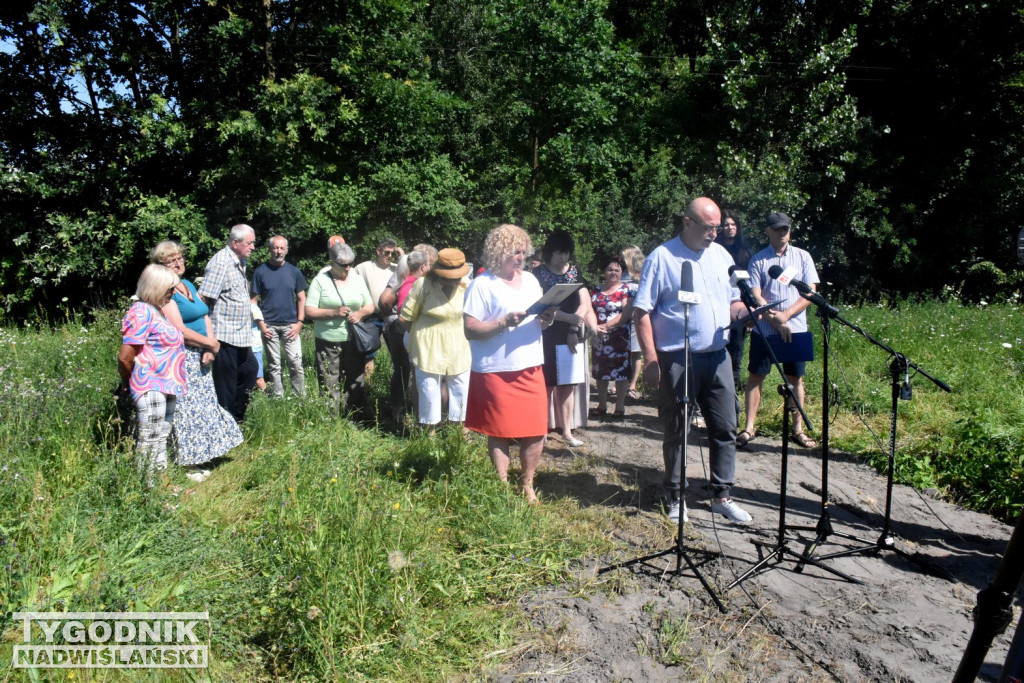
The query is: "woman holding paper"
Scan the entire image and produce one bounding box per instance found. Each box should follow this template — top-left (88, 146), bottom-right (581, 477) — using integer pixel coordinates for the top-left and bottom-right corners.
top-left (463, 224), bottom-right (556, 504)
top-left (591, 254), bottom-right (634, 417)
top-left (532, 230), bottom-right (595, 447)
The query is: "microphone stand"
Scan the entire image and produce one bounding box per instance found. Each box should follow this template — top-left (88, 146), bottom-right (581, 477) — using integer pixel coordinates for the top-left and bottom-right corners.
top-left (728, 290), bottom-right (861, 589)
top-left (790, 290), bottom-right (951, 568)
top-left (599, 289), bottom-right (726, 613)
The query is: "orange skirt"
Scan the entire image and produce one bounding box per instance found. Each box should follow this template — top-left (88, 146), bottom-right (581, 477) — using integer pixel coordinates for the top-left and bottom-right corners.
top-left (466, 366), bottom-right (548, 438)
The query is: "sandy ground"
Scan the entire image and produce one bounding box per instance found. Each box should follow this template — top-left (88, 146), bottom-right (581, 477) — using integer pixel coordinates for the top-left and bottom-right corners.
top-left (490, 394), bottom-right (1020, 681)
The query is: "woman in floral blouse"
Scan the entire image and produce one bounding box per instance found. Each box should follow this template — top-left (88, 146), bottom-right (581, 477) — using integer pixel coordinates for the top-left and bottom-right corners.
top-left (590, 255), bottom-right (634, 417)
top-left (117, 264), bottom-right (187, 484)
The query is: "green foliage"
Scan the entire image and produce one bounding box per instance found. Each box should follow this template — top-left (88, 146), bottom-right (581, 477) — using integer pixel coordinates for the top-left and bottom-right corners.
top-left (360, 155), bottom-right (474, 250)
top-left (2, 0), bottom-right (1024, 314)
top-left (936, 414), bottom-right (1024, 516)
top-left (960, 260), bottom-right (1007, 304)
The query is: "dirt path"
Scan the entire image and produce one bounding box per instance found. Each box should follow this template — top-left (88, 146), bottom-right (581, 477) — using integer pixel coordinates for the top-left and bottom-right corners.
top-left (496, 397), bottom-right (1018, 681)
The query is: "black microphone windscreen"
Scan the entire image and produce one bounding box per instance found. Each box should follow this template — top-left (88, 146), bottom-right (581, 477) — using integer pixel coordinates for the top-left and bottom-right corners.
top-left (768, 264), bottom-right (784, 279)
top-left (680, 260), bottom-right (694, 293)
top-left (728, 264), bottom-right (738, 276)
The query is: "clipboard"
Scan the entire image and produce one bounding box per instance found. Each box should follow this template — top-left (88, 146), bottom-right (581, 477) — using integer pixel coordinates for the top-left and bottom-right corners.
top-left (526, 283), bottom-right (587, 315)
top-left (728, 300), bottom-right (782, 332)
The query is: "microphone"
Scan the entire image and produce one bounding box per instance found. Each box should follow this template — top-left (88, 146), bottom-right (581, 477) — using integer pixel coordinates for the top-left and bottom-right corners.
top-left (728, 265), bottom-right (756, 304)
top-left (678, 260), bottom-right (700, 305)
top-left (767, 264), bottom-right (813, 295)
top-left (768, 264), bottom-right (839, 316)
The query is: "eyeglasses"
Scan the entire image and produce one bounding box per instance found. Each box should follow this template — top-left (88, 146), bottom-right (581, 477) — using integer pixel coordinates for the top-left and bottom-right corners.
top-left (163, 256), bottom-right (184, 265)
top-left (767, 225), bottom-right (791, 231)
top-left (165, 287), bottom-right (177, 296)
top-left (688, 216), bottom-right (718, 233)
top-left (334, 261), bottom-right (354, 269)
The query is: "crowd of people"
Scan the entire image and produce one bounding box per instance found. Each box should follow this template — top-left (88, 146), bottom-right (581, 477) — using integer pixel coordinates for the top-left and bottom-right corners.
top-left (117, 201), bottom-right (821, 519)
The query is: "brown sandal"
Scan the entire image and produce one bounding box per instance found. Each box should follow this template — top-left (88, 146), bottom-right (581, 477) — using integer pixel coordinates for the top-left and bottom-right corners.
top-left (792, 432), bottom-right (818, 449)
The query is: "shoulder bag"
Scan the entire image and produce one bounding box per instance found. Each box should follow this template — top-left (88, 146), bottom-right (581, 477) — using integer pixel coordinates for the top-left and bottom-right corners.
top-left (327, 275), bottom-right (382, 356)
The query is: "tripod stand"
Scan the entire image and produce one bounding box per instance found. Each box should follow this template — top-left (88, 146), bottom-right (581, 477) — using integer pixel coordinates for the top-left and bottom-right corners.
top-left (598, 288), bottom-right (726, 613)
top-left (790, 294), bottom-right (951, 567)
top-left (728, 381), bottom-right (862, 588)
top-left (790, 306), bottom-right (878, 568)
top-left (728, 287), bottom-right (861, 588)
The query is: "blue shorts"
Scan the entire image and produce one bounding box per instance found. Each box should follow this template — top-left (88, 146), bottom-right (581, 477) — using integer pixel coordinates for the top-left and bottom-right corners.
top-left (253, 348), bottom-right (264, 379)
top-left (747, 334), bottom-right (805, 378)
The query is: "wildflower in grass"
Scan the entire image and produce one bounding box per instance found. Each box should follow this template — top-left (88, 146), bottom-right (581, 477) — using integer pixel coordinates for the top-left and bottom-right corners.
top-left (393, 502), bottom-right (400, 510)
top-left (306, 606), bottom-right (321, 620)
top-left (388, 550), bottom-right (408, 571)
top-left (1004, 343), bottom-right (1013, 349)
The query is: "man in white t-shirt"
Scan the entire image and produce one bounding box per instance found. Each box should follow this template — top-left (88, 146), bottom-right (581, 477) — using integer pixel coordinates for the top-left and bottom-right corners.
top-left (353, 237), bottom-right (402, 376)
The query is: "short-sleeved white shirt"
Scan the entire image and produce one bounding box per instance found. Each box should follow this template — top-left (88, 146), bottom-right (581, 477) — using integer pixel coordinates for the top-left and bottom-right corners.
top-left (463, 271), bottom-right (545, 373)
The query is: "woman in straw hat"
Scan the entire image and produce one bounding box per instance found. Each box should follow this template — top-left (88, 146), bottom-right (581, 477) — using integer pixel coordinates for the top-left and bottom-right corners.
top-left (399, 248), bottom-right (473, 428)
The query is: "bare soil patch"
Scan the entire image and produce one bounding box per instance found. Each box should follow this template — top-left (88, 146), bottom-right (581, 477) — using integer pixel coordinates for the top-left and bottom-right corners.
top-left (494, 395), bottom-right (1018, 681)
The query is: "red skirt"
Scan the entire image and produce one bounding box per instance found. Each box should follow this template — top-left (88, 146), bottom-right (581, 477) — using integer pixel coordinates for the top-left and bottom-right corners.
top-left (466, 366), bottom-right (548, 438)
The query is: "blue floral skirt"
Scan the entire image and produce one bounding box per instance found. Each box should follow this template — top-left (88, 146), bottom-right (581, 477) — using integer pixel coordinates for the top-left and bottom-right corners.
top-left (173, 347), bottom-right (243, 466)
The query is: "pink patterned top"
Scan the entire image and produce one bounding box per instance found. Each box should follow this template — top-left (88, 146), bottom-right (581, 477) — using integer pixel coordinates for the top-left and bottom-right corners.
top-left (122, 301), bottom-right (186, 400)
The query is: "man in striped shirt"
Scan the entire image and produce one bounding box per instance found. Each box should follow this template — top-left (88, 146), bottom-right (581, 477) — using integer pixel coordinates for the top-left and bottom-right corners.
top-left (739, 212), bottom-right (820, 450)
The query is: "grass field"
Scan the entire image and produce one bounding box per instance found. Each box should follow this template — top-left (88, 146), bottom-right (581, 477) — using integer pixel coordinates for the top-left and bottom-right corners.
top-left (1, 297), bottom-right (1021, 679)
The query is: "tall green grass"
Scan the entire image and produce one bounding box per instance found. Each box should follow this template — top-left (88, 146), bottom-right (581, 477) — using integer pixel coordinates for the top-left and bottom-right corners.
top-left (1, 297), bottom-right (1021, 679)
top-left (0, 307), bottom-right (599, 679)
top-left (747, 298), bottom-right (1024, 520)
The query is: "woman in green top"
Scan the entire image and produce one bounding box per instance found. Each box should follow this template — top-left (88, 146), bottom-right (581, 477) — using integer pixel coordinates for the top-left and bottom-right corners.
top-left (305, 242), bottom-right (375, 417)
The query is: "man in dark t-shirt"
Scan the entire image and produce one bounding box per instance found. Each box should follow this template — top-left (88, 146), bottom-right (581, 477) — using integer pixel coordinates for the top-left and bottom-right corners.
top-left (252, 235), bottom-right (308, 398)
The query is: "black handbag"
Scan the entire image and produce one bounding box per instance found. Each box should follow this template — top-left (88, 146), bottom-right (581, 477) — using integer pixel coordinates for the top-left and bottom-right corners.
top-left (327, 275), bottom-right (382, 356)
top-left (348, 318), bottom-right (382, 355)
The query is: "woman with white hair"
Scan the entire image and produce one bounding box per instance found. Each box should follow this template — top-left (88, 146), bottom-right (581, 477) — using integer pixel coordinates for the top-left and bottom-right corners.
top-left (305, 242), bottom-right (375, 417)
top-left (116, 264), bottom-right (187, 484)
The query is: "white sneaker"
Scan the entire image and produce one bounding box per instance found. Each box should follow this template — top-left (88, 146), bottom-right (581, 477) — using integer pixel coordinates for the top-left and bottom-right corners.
top-left (185, 470), bottom-right (210, 483)
top-left (667, 500), bottom-right (689, 523)
top-left (712, 498), bottom-right (752, 525)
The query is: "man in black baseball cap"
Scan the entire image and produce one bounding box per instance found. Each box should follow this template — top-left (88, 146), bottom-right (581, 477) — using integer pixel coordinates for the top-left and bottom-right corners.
top-left (737, 211), bottom-right (820, 450)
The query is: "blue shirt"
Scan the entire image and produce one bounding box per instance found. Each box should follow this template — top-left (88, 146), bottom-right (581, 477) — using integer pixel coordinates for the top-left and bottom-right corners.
top-left (633, 237), bottom-right (739, 353)
top-left (748, 244), bottom-right (819, 336)
top-left (252, 262), bottom-right (308, 325)
top-left (172, 280), bottom-right (209, 337)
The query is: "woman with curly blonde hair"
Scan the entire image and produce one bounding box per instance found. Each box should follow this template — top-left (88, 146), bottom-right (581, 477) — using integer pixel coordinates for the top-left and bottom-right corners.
top-left (464, 224), bottom-right (556, 504)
